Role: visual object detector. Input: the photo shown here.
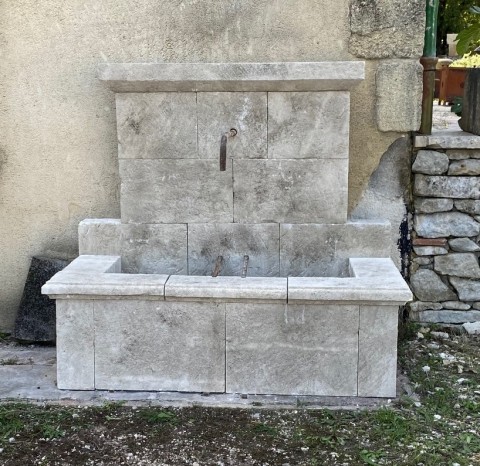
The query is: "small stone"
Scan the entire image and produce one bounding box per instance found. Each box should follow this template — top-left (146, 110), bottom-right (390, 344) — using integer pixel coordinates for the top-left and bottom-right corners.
top-left (431, 331), bottom-right (450, 339)
top-left (414, 213), bottom-right (480, 238)
top-left (422, 365), bottom-right (430, 373)
top-left (418, 310), bottom-right (480, 323)
top-left (414, 198), bottom-right (453, 213)
top-left (417, 332), bottom-right (425, 339)
top-left (433, 414), bottom-right (442, 420)
top-left (454, 200), bottom-right (480, 215)
top-left (413, 246), bottom-right (448, 256)
top-left (446, 149), bottom-right (472, 160)
top-left (410, 269), bottom-right (456, 301)
top-left (409, 301), bottom-right (442, 312)
top-left (412, 150), bottom-right (449, 175)
top-left (414, 175), bottom-right (480, 199)
top-left (463, 321), bottom-right (480, 334)
top-left (448, 237), bottom-right (480, 252)
top-left (441, 301), bottom-right (471, 310)
top-left (413, 257), bottom-right (432, 265)
top-left (472, 302), bottom-right (480, 310)
top-left (448, 159), bottom-right (480, 176)
top-left (434, 253), bottom-right (480, 278)
top-left (8, 438), bottom-right (15, 444)
top-left (450, 277), bottom-right (480, 301)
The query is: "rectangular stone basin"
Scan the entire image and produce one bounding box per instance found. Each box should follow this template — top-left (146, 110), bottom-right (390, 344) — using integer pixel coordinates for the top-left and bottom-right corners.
top-left (42, 255), bottom-right (411, 398)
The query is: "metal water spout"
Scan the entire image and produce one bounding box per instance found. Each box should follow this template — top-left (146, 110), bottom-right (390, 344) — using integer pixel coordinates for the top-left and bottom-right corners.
top-left (219, 128), bottom-right (237, 171)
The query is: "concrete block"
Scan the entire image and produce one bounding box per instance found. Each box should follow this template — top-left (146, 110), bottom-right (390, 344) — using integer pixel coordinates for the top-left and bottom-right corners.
top-left (116, 93), bottom-right (197, 159)
top-left (225, 303), bottom-right (359, 396)
top-left (98, 62), bottom-right (366, 92)
top-left (94, 300), bottom-right (226, 392)
top-left (188, 223), bottom-right (279, 277)
top-left (358, 305), bottom-right (398, 398)
top-left (233, 159), bottom-right (348, 223)
top-left (197, 92), bottom-right (267, 159)
top-left (120, 159), bottom-right (233, 223)
top-left (267, 92), bottom-right (349, 159)
top-left (121, 224), bottom-right (187, 274)
top-left (56, 300), bottom-right (95, 390)
top-left (280, 222), bottom-right (390, 277)
top-left (376, 60), bottom-right (423, 132)
top-left (79, 219), bottom-right (122, 256)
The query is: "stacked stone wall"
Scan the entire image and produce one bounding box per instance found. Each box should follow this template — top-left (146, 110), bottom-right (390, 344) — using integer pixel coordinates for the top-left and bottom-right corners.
top-left (410, 148), bottom-right (480, 328)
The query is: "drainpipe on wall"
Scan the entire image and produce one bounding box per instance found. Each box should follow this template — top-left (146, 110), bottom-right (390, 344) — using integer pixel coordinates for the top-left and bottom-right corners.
top-left (419, 0), bottom-right (440, 134)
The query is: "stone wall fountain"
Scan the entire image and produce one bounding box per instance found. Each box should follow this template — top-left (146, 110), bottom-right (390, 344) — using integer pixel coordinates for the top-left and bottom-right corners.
top-left (42, 62), bottom-right (411, 398)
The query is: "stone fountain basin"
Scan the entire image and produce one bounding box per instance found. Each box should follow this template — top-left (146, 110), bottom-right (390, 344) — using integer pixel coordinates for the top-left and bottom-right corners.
top-left (42, 255), bottom-right (411, 398)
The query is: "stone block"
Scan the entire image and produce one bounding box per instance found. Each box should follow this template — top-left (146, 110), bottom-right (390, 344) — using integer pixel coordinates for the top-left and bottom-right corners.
top-left (56, 300), bottom-right (95, 390)
top-left (410, 269), bottom-right (456, 301)
top-left (165, 275), bottom-right (287, 303)
top-left (415, 310), bottom-right (480, 324)
top-left (376, 60), bottom-right (423, 132)
top-left (413, 246), bottom-right (448, 256)
top-left (188, 223), bottom-right (279, 277)
top-left (447, 150), bottom-right (480, 159)
top-left (358, 305), bottom-right (398, 398)
top-left (449, 238), bottom-right (480, 253)
top-left (116, 93), bottom-right (197, 159)
top-left (79, 219), bottom-right (122, 256)
top-left (414, 175), bottom-right (480, 199)
top-left (412, 150), bottom-right (449, 175)
top-left (197, 92), bottom-right (267, 159)
top-left (121, 224), bottom-right (187, 274)
top-left (408, 301), bottom-right (442, 313)
top-left (279, 222), bottom-right (390, 277)
top-left (233, 159), bottom-right (348, 223)
top-left (414, 198), bottom-right (453, 214)
top-left (449, 159), bottom-right (480, 176)
top-left (463, 321), bottom-right (480, 334)
top-left (442, 301), bottom-right (471, 310)
top-left (450, 277), bottom-right (480, 301)
top-left (120, 159), bottom-right (233, 223)
top-left (413, 257), bottom-right (432, 265)
top-left (414, 131), bottom-right (480, 150)
top-left (99, 62), bottom-right (366, 93)
top-left (455, 200), bottom-right (480, 215)
top-left (267, 92), bottom-right (349, 159)
top-left (349, 0), bottom-right (425, 58)
top-left (434, 253), bottom-right (480, 278)
top-left (94, 300), bottom-right (226, 392)
top-left (13, 257), bottom-right (69, 343)
top-left (225, 303), bottom-right (358, 396)
top-left (414, 213), bottom-right (480, 238)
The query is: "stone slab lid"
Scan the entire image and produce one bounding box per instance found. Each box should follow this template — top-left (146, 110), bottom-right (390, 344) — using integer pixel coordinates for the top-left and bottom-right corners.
top-left (97, 62), bottom-right (365, 92)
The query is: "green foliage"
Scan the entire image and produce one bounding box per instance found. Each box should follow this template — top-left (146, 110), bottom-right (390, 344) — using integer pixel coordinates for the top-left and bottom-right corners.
top-left (138, 408), bottom-right (177, 424)
top-left (456, 6), bottom-right (480, 55)
top-left (451, 96), bottom-right (463, 116)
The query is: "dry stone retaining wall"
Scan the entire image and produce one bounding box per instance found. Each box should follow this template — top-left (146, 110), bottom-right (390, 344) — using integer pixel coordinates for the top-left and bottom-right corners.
top-left (410, 147), bottom-right (480, 328)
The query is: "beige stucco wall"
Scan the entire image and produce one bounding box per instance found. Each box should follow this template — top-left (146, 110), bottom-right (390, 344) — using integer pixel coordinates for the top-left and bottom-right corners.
top-left (0, 0), bottom-right (423, 331)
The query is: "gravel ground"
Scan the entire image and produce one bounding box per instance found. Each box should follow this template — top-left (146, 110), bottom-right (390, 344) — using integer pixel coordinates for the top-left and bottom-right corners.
top-left (0, 325), bottom-right (479, 466)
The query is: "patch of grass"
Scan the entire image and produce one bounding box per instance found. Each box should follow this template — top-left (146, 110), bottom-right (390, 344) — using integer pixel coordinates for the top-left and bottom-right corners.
top-left (138, 408), bottom-right (177, 425)
top-left (0, 357), bottom-right (19, 365)
top-left (251, 422), bottom-right (278, 436)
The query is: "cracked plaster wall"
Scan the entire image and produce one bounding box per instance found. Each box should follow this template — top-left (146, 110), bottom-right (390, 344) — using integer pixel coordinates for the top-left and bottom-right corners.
top-left (0, 0), bottom-right (423, 330)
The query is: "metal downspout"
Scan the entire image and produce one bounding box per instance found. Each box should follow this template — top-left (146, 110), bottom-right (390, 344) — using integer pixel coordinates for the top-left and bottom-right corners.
top-left (419, 0), bottom-right (440, 134)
